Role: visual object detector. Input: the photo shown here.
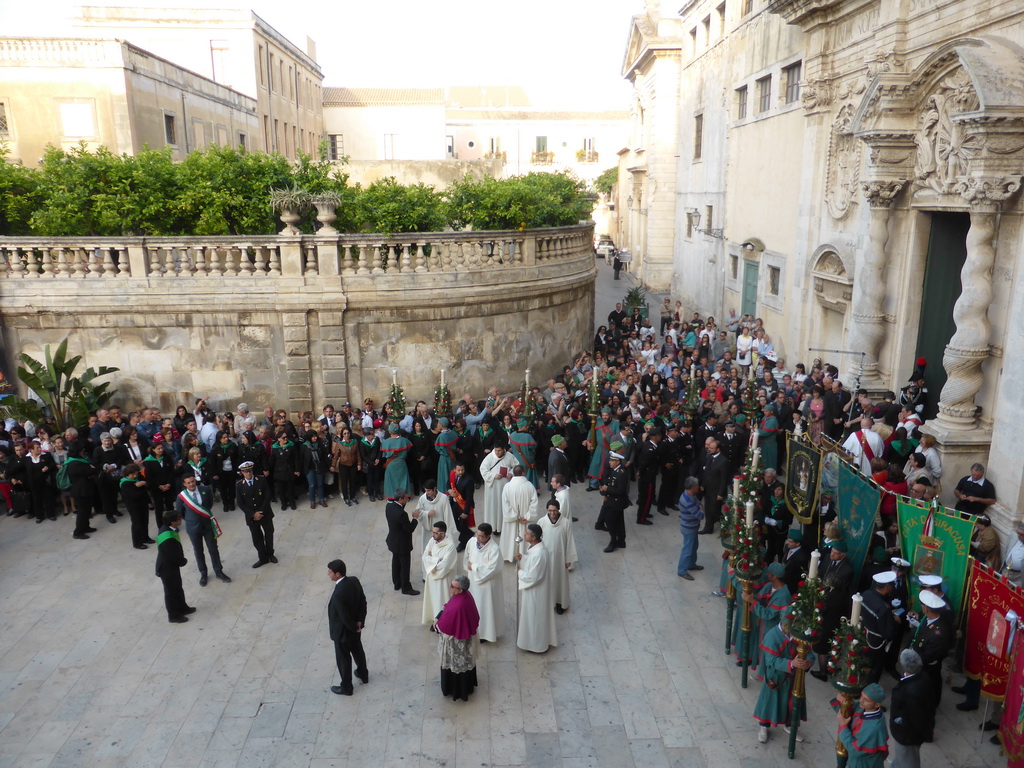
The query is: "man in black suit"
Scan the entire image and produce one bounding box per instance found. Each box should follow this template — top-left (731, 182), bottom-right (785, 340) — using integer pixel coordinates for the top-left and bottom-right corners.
top-left (547, 435), bottom-right (570, 485)
top-left (143, 442), bottom-right (177, 531)
top-left (718, 421), bottom-right (744, 478)
top-left (698, 439), bottom-right (727, 534)
top-left (175, 475), bottom-right (231, 588)
top-left (782, 530), bottom-right (811, 595)
top-left (237, 461), bottom-right (276, 568)
top-left (823, 540), bottom-right (854, 594)
top-left (327, 559), bottom-right (368, 696)
top-left (448, 463), bottom-right (475, 551)
top-left (385, 491), bottom-right (421, 595)
top-left (155, 510), bottom-right (195, 623)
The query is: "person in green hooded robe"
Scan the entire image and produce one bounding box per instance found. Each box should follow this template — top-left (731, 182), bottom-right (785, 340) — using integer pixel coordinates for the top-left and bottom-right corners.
top-left (381, 423), bottom-right (413, 499)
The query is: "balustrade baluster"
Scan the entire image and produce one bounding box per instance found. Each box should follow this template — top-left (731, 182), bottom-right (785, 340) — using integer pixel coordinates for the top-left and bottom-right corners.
top-left (371, 244), bottom-right (383, 274)
top-left (414, 242), bottom-right (427, 273)
top-left (208, 246), bottom-right (222, 277)
top-left (268, 246), bottom-right (281, 276)
top-left (228, 246), bottom-right (245, 276)
top-left (251, 244), bottom-right (266, 274)
top-left (3, 247), bottom-right (19, 278)
top-left (54, 247), bottom-right (69, 278)
top-left (102, 247), bottom-right (117, 277)
top-left (23, 248), bottom-right (40, 277)
top-left (192, 246), bottom-right (206, 276)
top-left (355, 244), bottom-right (369, 274)
top-left (304, 242), bottom-right (318, 275)
top-left (41, 248), bottom-right (54, 277)
top-left (71, 248), bottom-right (87, 278)
top-left (87, 248), bottom-right (102, 278)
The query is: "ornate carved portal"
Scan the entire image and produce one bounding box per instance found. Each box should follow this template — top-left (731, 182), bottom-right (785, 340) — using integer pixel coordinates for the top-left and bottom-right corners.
top-left (913, 68), bottom-right (981, 196)
top-left (824, 104), bottom-right (862, 220)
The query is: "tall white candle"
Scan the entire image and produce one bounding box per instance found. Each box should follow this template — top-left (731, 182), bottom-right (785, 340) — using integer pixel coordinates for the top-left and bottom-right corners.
top-left (733, 476), bottom-right (740, 501)
top-left (808, 549), bottom-right (820, 581)
top-left (850, 593), bottom-right (863, 627)
top-left (751, 428), bottom-right (759, 452)
top-left (690, 364), bottom-right (696, 379)
top-left (525, 368), bottom-right (530, 389)
top-left (392, 368), bottom-right (397, 386)
top-left (751, 449), bottom-right (759, 473)
top-left (440, 369), bottom-right (445, 388)
top-left (745, 500), bottom-right (755, 529)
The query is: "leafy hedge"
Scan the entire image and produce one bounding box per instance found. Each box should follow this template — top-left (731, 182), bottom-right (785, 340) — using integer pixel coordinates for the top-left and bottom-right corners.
top-left (0, 142), bottom-right (592, 237)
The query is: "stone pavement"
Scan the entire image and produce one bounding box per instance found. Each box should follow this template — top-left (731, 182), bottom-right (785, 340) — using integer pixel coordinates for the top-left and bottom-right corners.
top-left (0, 258), bottom-right (1004, 768)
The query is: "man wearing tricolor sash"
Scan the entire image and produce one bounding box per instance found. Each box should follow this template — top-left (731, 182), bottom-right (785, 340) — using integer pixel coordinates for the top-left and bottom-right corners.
top-left (175, 475), bottom-right (232, 588)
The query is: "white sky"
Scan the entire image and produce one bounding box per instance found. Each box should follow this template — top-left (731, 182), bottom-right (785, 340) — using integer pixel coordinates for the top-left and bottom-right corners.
top-left (0, 0), bottom-right (641, 110)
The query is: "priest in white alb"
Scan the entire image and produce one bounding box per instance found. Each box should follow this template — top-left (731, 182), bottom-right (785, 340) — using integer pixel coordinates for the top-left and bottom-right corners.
top-left (841, 415), bottom-right (886, 475)
top-left (516, 523), bottom-right (557, 653)
top-left (421, 521), bottom-right (458, 625)
top-left (464, 522), bottom-right (505, 642)
top-left (538, 498), bottom-right (577, 614)
top-left (415, 480), bottom-right (455, 560)
top-left (501, 465), bottom-right (539, 562)
top-left (480, 444), bottom-right (518, 534)
top-left (552, 474), bottom-right (577, 570)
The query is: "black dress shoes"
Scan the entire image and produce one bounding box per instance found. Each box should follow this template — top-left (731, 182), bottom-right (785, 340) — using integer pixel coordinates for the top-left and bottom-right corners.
top-left (252, 560), bottom-right (268, 568)
top-left (658, 508), bottom-right (670, 516)
top-left (200, 575), bottom-right (208, 587)
top-left (402, 588), bottom-right (421, 596)
top-left (331, 685), bottom-right (353, 696)
top-left (215, 572), bottom-right (232, 583)
top-left (134, 544), bottom-right (149, 550)
top-left (169, 616), bottom-right (189, 624)
top-left (952, 685), bottom-right (968, 694)
top-left (691, 565), bottom-right (704, 571)
top-left (85, 527), bottom-right (98, 533)
top-left (106, 515), bottom-right (117, 524)
top-left (269, 555), bottom-right (278, 563)
top-left (73, 533), bottom-right (90, 540)
top-left (144, 538), bottom-right (156, 544)
top-left (183, 606), bottom-right (197, 615)
top-left (603, 544), bottom-right (617, 553)
top-left (357, 670), bottom-right (369, 684)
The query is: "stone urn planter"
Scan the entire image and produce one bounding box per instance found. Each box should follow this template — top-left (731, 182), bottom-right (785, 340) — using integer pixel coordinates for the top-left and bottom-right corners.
top-left (311, 192), bottom-right (341, 234)
top-left (269, 186), bottom-right (310, 236)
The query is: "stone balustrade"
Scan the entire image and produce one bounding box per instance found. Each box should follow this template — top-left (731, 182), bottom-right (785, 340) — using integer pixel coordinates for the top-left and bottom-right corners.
top-left (0, 224), bottom-right (597, 412)
top-left (0, 225), bottom-right (593, 280)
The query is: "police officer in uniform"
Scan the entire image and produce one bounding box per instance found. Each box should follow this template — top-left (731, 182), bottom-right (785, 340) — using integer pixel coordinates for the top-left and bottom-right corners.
top-left (596, 442), bottom-right (630, 553)
top-left (635, 428), bottom-right (661, 525)
top-left (909, 589), bottom-right (953, 706)
top-left (861, 571), bottom-right (900, 685)
top-left (237, 460), bottom-right (276, 568)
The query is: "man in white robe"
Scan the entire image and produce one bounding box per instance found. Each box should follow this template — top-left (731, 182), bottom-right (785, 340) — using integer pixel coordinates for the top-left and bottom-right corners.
top-left (501, 465), bottom-right (539, 562)
top-left (841, 416), bottom-right (886, 475)
top-left (516, 523), bottom-right (557, 653)
top-left (464, 522), bottom-right (505, 642)
top-left (415, 480), bottom-right (455, 560)
top-left (480, 445), bottom-right (518, 533)
top-left (552, 474), bottom-right (577, 571)
top-left (538, 499), bottom-right (577, 614)
top-left (421, 521), bottom-right (457, 625)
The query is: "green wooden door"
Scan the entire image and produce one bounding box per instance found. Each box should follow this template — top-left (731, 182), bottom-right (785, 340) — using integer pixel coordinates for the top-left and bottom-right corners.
top-left (913, 213), bottom-right (970, 420)
top-left (742, 260), bottom-right (759, 317)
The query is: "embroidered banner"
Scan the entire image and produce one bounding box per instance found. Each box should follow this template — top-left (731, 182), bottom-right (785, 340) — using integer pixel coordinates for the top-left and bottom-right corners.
top-left (964, 561), bottom-right (1024, 701)
top-left (837, 461), bottom-right (881, 583)
top-left (897, 498), bottom-right (974, 618)
top-left (999, 629), bottom-right (1024, 766)
top-left (785, 435), bottom-right (821, 525)
top-left (818, 436), bottom-right (842, 501)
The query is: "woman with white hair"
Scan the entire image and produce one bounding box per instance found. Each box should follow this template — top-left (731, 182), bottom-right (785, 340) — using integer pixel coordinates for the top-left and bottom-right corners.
top-left (889, 648), bottom-right (933, 767)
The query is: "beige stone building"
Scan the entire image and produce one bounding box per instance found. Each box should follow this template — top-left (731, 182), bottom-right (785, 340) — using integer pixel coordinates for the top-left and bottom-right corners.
top-left (72, 6), bottom-right (323, 159)
top-left (0, 37), bottom-right (258, 165)
top-left (620, 0), bottom-right (1024, 535)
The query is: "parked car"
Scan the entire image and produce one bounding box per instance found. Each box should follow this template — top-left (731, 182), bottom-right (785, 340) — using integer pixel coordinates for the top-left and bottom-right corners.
top-left (595, 236), bottom-right (615, 262)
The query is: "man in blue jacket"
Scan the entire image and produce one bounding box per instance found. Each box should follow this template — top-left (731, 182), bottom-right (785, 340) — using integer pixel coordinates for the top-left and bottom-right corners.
top-left (677, 476), bottom-right (704, 580)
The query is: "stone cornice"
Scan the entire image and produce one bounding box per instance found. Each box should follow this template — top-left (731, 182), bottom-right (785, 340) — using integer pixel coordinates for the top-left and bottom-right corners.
top-left (954, 175), bottom-right (1023, 205)
top-left (861, 180), bottom-right (906, 207)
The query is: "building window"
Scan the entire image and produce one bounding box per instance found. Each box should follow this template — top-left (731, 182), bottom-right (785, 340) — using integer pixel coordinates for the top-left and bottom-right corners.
top-left (535, 136), bottom-right (547, 153)
top-left (269, 54), bottom-right (275, 92)
top-left (192, 118), bottom-right (205, 148)
top-left (731, 254), bottom-right (739, 280)
top-left (768, 265), bottom-right (781, 295)
top-left (384, 133), bottom-right (396, 160)
top-left (0, 102), bottom-right (8, 136)
top-left (59, 102), bottom-right (95, 138)
top-left (756, 76), bottom-right (772, 113)
top-left (686, 214), bottom-right (694, 238)
top-left (258, 45), bottom-right (266, 85)
top-left (238, 131), bottom-right (247, 151)
top-left (705, 205), bottom-right (714, 232)
top-left (446, 135), bottom-right (455, 158)
top-left (689, 28), bottom-right (697, 56)
top-left (329, 134), bottom-right (344, 161)
top-left (717, 2), bottom-right (726, 35)
top-left (736, 86), bottom-right (748, 119)
top-left (164, 113), bottom-right (177, 145)
top-left (784, 61), bottom-right (802, 103)
top-left (742, 0), bottom-right (753, 15)
top-left (702, 16), bottom-right (711, 44)
top-left (693, 114), bottom-right (703, 160)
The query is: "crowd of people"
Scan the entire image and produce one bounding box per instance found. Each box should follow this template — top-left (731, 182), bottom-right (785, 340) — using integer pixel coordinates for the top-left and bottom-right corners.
top-left (0, 289), bottom-right (1012, 760)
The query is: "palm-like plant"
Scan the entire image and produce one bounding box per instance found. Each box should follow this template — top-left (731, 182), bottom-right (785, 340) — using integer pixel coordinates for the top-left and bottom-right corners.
top-left (9, 338), bottom-right (119, 431)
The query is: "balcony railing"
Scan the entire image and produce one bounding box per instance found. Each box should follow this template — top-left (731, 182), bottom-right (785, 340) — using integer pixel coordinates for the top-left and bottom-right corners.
top-left (531, 151), bottom-right (555, 165)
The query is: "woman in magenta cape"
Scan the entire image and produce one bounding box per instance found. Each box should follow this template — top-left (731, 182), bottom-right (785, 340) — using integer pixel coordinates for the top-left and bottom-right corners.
top-left (434, 574), bottom-right (480, 701)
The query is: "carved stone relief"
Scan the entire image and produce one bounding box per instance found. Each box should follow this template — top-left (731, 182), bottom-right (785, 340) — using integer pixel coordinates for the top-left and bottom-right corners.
top-left (913, 67), bottom-right (982, 195)
top-left (825, 103), bottom-right (862, 219)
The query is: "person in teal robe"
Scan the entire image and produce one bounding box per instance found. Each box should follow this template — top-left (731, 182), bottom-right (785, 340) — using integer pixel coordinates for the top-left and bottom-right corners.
top-left (435, 418), bottom-right (458, 492)
top-left (587, 408), bottom-right (620, 489)
top-left (745, 563), bottom-right (792, 670)
top-left (380, 423), bottom-right (412, 499)
top-left (753, 610), bottom-right (815, 742)
top-left (835, 684), bottom-right (889, 767)
top-left (508, 418), bottom-right (539, 488)
top-left (757, 405), bottom-right (780, 471)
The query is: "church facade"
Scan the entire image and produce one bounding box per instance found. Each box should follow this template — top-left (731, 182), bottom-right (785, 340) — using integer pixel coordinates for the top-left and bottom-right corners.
top-left (620, 0), bottom-right (1024, 534)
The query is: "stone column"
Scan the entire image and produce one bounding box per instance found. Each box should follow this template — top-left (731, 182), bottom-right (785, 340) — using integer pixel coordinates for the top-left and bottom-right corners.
top-left (933, 175), bottom-right (1023, 429)
top-left (847, 179), bottom-right (904, 388)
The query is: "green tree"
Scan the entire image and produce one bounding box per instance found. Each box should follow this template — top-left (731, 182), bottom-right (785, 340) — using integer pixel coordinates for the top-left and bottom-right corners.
top-left (0, 144), bottom-right (40, 235)
top-left (357, 177), bottom-right (445, 235)
top-left (445, 172), bottom-right (592, 230)
top-left (4, 338), bottom-right (118, 432)
top-left (593, 166), bottom-right (618, 196)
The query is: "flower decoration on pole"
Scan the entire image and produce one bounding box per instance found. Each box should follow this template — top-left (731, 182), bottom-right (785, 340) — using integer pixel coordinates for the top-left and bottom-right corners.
top-left (829, 597), bottom-right (869, 767)
top-left (519, 369), bottom-right (535, 423)
top-left (433, 369), bottom-right (452, 420)
top-left (682, 364), bottom-right (700, 424)
top-left (783, 551), bottom-right (824, 758)
top-left (386, 370), bottom-right (406, 425)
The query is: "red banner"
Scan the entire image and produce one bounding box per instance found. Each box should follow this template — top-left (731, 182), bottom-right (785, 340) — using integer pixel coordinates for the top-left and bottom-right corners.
top-left (1000, 630), bottom-right (1024, 767)
top-left (965, 560), bottom-right (1024, 701)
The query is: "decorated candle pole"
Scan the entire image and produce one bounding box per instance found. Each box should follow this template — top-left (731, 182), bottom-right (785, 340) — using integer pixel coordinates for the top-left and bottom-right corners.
top-left (386, 368), bottom-right (406, 424)
top-left (829, 596), bottom-right (871, 768)
top-left (586, 370), bottom-right (600, 448)
top-left (734, 498), bottom-right (763, 689)
top-left (434, 369), bottom-right (452, 420)
top-left (682, 363), bottom-right (700, 426)
top-left (784, 556), bottom-right (827, 758)
top-left (721, 479), bottom-right (739, 655)
top-left (520, 368), bottom-right (536, 423)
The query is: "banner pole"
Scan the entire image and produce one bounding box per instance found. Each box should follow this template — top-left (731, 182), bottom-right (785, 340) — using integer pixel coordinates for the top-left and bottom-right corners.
top-left (979, 699), bottom-right (991, 747)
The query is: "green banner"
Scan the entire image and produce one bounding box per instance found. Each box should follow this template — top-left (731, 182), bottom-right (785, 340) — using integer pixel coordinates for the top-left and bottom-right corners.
top-left (897, 498), bottom-right (974, 618)
top-left (837, 461), bottom-right (881, 583)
